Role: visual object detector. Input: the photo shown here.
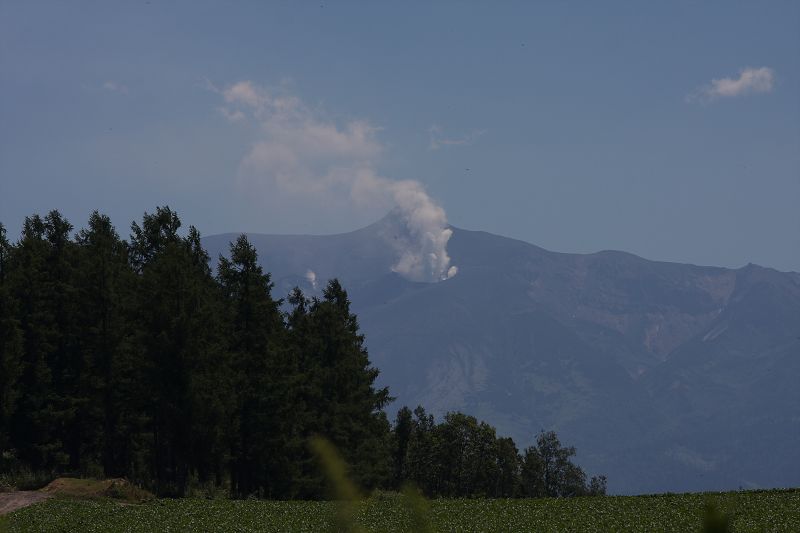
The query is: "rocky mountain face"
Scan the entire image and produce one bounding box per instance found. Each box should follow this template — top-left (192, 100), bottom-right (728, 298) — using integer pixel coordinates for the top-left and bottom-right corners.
top-left (202, 215), bottom-right (800, 494)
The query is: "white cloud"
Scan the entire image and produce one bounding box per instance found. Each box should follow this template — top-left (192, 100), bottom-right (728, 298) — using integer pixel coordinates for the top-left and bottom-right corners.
top-left (688, 67), bottom-right (775, 103)
top-left (102, 80), bottom-right (128, 94)
top-left (234, 86), bottom-right (383, 197)
top-left (223, 80), bottom-right (268, 109)
top-left (215, 80), bottom-right (457, 282)
top-left (217, 107), bottom-right (246, 122)
top-left (428, 125), bottom-right (485, 150)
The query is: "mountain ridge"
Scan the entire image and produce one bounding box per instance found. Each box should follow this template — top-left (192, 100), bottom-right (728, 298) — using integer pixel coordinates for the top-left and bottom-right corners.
top-left (202, 215), bottom-right (800, 494)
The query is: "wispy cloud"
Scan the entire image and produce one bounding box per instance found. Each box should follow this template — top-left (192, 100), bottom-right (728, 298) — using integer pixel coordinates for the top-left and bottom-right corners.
top-left (102, 80), bottom-right (128, 95)
top-left (213, 80), bottom-right (458, 282)
top-left (687, 67), bottom-right (775, 103)
top-left (217, 107), bottom-right (246, 122)
top-left (217, 81), bottom-right (382, 195)
top-left (428, 125), bottom-right (485, 150)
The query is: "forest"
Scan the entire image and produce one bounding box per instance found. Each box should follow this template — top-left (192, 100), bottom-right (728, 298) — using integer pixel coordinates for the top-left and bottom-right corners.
top-left (0, 207), bottom-right (605, 499)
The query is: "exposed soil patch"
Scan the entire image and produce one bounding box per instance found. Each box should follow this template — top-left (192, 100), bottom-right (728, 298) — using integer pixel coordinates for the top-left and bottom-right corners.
top-left (0, 491), bottom-right (51, 515)
top-left (41, 477), bottom-right (153, 503)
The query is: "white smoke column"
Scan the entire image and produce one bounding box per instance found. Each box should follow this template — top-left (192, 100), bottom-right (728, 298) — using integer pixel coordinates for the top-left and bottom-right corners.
top-left (305, 269), bottom-right (318, 290)
top-left (217, 80), bottom-right (458, 283)
top-left (388, 180), bottom-right (458, 281)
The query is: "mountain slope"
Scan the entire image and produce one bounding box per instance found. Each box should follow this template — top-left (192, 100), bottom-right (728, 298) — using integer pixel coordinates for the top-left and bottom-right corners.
top-left (202, 215), bottom-right (800, 494)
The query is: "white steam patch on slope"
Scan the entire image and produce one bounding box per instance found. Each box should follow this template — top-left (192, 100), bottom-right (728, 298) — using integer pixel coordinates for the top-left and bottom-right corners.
top-left (305, 269), bottom-right (318, 290)
top-left (214, 80), bottom-right (457, 282)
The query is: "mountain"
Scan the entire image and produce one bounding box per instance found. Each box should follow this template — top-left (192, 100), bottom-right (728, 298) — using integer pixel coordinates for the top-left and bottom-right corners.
top-left (201, 214), bottom-right (800, 494)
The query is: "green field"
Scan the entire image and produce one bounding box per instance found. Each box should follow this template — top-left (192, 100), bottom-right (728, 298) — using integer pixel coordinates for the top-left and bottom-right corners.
top-left (3, 489), bottom-right (799, 532)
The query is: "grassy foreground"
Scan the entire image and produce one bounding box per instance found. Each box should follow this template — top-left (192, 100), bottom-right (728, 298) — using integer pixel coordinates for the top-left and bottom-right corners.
top-left (3, 489), bottom-right (799, 532)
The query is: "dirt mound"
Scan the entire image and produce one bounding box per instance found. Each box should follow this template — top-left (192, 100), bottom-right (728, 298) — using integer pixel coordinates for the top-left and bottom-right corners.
top-left (42, 477), bottom-right (153, 502)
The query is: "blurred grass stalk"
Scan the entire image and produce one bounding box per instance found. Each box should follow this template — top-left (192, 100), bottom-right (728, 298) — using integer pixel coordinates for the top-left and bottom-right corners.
top-left (702, 501), bottom-right (732, 533)
top-left (400, 484), bottom-right (434, 533)
top-left (310, 436), bottom-right (435, 533)
top-left (310, 436), bottom-right (366, 533)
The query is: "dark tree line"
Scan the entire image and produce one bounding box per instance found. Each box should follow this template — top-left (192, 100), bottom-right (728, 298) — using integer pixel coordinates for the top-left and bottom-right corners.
top-left (0, 208), bottom-right (605, 499)
top-left (390, 407), bottom-right (605, 498)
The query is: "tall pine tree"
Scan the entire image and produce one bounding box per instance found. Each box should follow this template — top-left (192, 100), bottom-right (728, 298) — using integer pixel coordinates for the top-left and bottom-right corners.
top-left (288, 280), bottom-right (392, 496)
top-left (0, 223), bottom-right (24, 454)
top-left (8, 213), bottom-right (77, 470)
top-left (130, 207), bottom-right (228, 495)
top-left (218, 235), bottom-right (297, 497)
top-left (73, 212), bottom-right (137, 476)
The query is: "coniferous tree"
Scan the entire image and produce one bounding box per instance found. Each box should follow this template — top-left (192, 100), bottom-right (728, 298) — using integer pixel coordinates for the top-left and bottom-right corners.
top-left (288, 281), bottom-right (392, 496)
top-left (7, 214), bottom-right (73, 470)
top-left (129, 207), bottom-right (228, 495)
top-left (183, 226), bottom-right (232, 491)
top-left (0, 223), bottom-right (24, 453)
top-left (73, 212), bottom-right (137, 476)
top-left (284, 287), bottom-right (322, 497)
top-left (129, 207), bottom-right (181, 273)
top-left (40, 211), bottom-right (87, 472)
top-left (218, 234), bottom-right (295, 497)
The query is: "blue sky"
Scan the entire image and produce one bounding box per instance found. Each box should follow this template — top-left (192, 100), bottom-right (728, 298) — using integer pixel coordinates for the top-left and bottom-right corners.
top-left (1, 1), bottom-right (798, 271)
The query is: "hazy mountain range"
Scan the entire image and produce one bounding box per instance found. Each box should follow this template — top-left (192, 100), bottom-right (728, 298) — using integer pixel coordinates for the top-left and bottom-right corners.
top-left (202, 214), bottom-right (800, 495)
